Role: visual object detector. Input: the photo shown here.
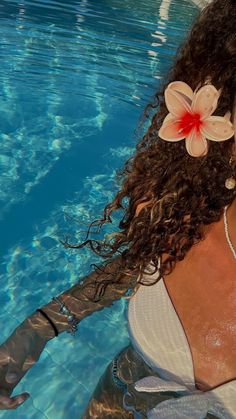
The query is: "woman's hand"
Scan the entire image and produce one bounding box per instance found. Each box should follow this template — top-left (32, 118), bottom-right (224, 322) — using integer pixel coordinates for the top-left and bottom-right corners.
top-left (0, 313), bottom-right (52, 410)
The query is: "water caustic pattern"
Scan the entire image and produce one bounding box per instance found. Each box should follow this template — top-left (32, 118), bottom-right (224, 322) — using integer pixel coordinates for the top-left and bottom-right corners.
top-left (0, 0), bottom-right (201, 417)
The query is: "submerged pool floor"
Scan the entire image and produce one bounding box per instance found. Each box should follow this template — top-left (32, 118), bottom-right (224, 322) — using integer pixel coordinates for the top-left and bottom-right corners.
top-left (0, 0), bottom-right (200, 417)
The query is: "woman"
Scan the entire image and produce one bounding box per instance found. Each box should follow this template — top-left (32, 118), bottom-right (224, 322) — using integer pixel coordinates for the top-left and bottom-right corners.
top-left (0, 0), bottom-right (235, 417)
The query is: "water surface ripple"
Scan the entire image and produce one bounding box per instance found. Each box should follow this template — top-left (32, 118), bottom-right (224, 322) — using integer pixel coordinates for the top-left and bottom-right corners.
top-left (0, 1), bottom-right (200, 418)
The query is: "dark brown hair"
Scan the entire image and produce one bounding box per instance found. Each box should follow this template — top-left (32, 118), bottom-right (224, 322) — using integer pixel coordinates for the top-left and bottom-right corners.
top-left (64, 0), bottom-right (236, 299)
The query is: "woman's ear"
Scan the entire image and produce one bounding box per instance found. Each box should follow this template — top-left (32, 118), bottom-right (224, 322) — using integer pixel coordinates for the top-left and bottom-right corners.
top-left (231, 101), bottom-right (236, 158)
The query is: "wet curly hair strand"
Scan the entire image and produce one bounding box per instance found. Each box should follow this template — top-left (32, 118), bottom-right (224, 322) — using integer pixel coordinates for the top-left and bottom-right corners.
top-left (64, 0), bottom-right (236, 300)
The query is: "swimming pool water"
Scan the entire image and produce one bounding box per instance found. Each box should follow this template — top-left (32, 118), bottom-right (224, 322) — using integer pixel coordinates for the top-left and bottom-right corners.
top-left (0, 0), bottom-right (203, 417)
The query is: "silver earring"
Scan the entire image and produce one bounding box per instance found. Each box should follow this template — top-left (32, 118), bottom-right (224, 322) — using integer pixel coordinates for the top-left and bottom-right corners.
top-left (225, 157), bottom-right (236, 190)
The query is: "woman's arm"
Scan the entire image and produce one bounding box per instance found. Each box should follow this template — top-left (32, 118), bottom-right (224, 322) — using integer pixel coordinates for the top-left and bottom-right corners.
top-left (0, 255), bottom-right (136, 410)
top-left (31, 254), bottom-right (136, 338)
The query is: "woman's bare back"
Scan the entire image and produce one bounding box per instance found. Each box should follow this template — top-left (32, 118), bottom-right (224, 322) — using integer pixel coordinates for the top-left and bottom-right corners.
top-left (164, 217), bottom-right (236, 391)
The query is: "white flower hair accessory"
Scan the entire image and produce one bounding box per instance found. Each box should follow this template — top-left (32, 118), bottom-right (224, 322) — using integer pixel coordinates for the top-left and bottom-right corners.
top-left (158, 81), bottom-right (235, 157)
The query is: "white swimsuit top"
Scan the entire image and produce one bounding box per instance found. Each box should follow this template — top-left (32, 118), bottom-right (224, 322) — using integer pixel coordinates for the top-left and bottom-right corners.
top-left (128, 269), bottom-right (236, 418)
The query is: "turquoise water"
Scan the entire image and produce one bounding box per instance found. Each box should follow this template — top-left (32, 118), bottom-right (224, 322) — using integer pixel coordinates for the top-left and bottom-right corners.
top-left (0, 0), bottom-right (200, 417)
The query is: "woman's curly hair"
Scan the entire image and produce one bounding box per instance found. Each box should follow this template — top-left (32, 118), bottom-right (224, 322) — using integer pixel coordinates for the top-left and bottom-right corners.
top-left (65, 0), bottom-right (236, 300)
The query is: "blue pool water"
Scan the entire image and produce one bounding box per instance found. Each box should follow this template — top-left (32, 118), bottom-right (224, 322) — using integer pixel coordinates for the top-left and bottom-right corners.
top-left (0, 0), bottom-right (202, 417)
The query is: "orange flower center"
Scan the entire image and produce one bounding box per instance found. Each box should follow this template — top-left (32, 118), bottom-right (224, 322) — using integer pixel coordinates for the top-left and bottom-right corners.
top-left (178, 112), bottom-right (202, 136)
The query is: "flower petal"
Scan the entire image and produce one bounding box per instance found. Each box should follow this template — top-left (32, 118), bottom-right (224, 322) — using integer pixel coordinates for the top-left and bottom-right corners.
top-left (185, 129), bottom-right (208, 157)
top-left (168, 81), bottom-right (194, 102)
top-left (165, 87), bottom-right (191, 118)
top-left (162, 112), bottom-right (176, 124)
top-left (158, 119), bottom-right (186, 141)
top-left (192, 84), bottom-right (220, 118)
top-left (201, 116), bottom-right (234, 141)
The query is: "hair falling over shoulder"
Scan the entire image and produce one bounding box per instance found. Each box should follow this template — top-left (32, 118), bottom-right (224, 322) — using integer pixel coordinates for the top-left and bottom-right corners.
top-left (64, 0), bottom-right (236, 300)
